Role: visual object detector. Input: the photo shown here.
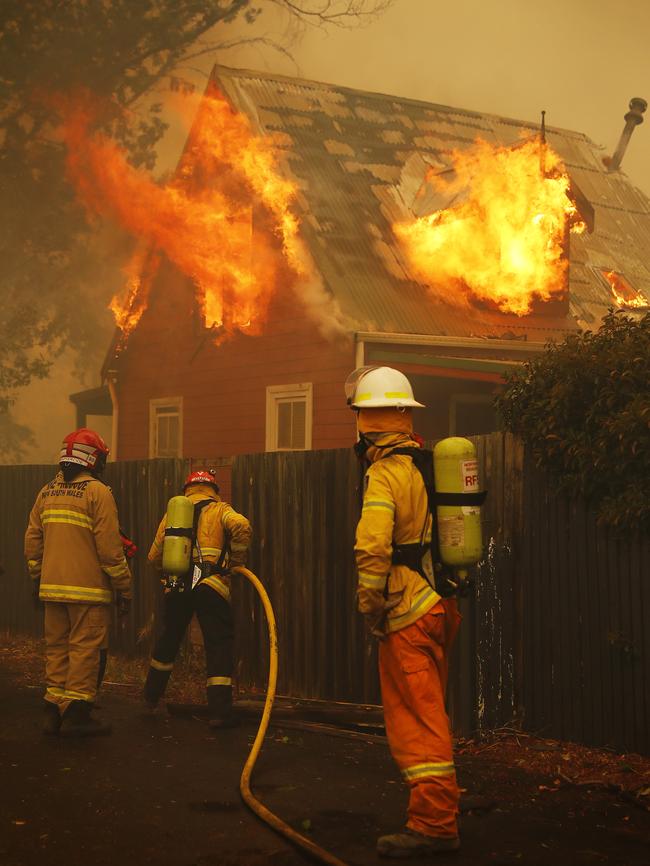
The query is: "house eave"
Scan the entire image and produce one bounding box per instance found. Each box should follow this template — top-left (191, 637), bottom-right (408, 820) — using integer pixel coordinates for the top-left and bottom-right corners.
top-left (355, 331), bottom-right (547, 354)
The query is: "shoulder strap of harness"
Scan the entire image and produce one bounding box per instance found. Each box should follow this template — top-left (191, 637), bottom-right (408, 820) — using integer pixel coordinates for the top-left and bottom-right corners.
top-left (191, 499), bottom-right (213, 563)
top-left (381, 447), bottom-right (441, 596)
top-left (193, 499), bottom-right (231, 582)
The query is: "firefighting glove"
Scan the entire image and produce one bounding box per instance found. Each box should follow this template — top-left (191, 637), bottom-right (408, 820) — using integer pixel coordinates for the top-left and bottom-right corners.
top-left (364, 592), bottom-right (403, 640)
top-left (32, 579), bottom-right (41, 609)
top-left (116, 593), bottom-right (131, 617)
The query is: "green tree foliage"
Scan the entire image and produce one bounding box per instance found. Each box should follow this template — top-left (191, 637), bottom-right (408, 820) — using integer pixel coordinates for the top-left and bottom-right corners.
top-left (495, 311), bottom-right (650, 533)
top-left (0, 0), bottom-right (391, 457)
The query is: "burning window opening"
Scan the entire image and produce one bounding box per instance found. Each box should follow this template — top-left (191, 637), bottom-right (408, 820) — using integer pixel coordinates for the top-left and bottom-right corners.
top-left (109, 248), bottom-right (162, 340)
top-left (393, 137), bottom-right (587, 317)
top-left (60, 88), bottom-right (317, 349)
top-left (601, 270), bottom-right (649, 309)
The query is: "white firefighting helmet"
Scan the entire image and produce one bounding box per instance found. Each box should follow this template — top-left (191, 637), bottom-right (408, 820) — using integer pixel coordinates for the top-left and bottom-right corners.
top-left (345, 366), bottom-right (425, 409)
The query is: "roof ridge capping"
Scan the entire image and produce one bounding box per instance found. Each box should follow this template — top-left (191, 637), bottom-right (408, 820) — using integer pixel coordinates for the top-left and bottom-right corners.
top-left (210, 63), bottom-right (593, 145)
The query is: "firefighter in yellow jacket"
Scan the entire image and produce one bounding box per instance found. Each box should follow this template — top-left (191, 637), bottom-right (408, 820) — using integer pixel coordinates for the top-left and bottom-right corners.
top-left (144, 470), bottom-right (251, 727)
top-left (347, 367), bottom-right (462, 858)
top-left (24, 428), bottom-right (132, 737)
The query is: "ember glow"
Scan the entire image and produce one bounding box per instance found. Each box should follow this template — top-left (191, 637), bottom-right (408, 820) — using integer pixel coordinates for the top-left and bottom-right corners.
top-left (604, 271), bottom-right (648, 309)
top-left (394, 138), bottom-right (586, 316)
top-left (60, 90), bottom-right (309, 340)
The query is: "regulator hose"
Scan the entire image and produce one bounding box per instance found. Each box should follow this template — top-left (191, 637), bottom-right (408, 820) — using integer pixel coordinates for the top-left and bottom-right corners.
top-left (232, 567), bottom-right (349, 866)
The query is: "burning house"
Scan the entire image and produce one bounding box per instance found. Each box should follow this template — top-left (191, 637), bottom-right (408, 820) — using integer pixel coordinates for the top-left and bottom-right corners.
top-left (69, 67), bottom-right (650, 461)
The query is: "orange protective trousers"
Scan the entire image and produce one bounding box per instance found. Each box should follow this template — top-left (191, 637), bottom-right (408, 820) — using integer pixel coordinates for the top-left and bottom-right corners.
top-left (378, 599), bottom-right (461, 838)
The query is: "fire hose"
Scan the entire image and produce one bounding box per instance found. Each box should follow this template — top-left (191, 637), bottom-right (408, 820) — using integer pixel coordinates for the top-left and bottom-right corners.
top-left (232, 567), bottom-right (349, 866)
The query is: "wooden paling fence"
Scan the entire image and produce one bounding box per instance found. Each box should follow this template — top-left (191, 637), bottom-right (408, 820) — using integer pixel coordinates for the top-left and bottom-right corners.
top-left (0, 460), bottom-right (188, 655)
top-left (0, 434), bottom-right (648, 753)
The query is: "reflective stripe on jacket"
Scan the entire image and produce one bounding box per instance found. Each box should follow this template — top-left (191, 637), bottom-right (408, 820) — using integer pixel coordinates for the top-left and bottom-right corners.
top-left (354, 434), bottom-right (440, 633)
top-left (24, 471), bottom-right (132, 604)
top-left (148, 484), bottom-right (251, 603)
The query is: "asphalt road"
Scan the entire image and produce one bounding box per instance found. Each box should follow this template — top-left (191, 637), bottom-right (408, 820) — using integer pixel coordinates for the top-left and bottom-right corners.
top-left (1, 660), bottom-right (649, 866)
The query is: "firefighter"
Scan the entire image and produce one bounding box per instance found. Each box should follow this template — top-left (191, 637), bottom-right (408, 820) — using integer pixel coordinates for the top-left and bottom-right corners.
top-left (24, 428), bottom-right (132, 737)
top-left (144, 469), bottom-right (251, 728)
top-left (347, 366), bottom-right (462, 858)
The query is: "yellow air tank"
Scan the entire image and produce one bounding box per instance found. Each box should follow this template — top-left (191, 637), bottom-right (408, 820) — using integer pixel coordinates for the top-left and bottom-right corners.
top-left (162, 495), bottom-right (195, 577)
top-left (433, 437), bottom-right (483, 581)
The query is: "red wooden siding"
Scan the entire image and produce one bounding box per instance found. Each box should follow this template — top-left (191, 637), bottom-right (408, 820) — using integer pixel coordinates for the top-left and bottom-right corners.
top-left (115, 259), bottom-right (357, 459)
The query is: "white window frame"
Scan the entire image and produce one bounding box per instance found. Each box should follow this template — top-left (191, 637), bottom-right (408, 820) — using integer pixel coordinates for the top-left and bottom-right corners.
top-left (149, 397), bottom-right (183, 458)
top-left (449, 393), bottom-right (494, 436)
top-left (265, 383), bottom-right (313, 452)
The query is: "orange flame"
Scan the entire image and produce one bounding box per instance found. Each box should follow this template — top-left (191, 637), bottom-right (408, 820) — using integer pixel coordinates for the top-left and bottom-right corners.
top-left (604, 271), bottom-right (648, 309)
top-left (108, 248), bottom-right (161, 335)
top-left (394, 138), bottom-right (585, 316)
top-left (60, 90), bottom-right (306, 339)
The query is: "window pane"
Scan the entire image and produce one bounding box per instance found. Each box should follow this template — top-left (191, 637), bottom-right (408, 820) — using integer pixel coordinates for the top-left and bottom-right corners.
top-left (158, 416), bottom-right (170, 454)
top-left (167, 416), bottom-right (179, 456)
top-left (290, 401), bottom-right (306, 449)
top-left (157, 413), bottom-right (179, 457)
top-left (276, 399), bottom-right (307, 450)
top-left (277, 402), bottom-right (292, 449)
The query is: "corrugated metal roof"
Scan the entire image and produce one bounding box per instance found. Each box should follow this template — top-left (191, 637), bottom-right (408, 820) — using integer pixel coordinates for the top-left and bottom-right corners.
top-left (213, 65), bottom-right (650, 342)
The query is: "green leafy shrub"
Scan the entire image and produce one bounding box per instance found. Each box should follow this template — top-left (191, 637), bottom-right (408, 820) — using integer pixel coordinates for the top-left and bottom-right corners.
top-left (495, 311), bottom-right (650, 533)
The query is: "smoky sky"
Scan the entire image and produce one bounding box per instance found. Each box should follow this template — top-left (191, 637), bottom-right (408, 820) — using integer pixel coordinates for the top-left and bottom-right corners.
top-left (13, 0), bottom-right (649, 463)
top-left (160, 0), bottom-right (650, 195)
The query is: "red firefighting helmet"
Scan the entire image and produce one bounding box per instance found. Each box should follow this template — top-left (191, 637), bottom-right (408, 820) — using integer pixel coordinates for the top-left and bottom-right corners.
top-left (183, 469), bottom-right (220, 493)
top-left (59, 428), bottom-right (110, 469)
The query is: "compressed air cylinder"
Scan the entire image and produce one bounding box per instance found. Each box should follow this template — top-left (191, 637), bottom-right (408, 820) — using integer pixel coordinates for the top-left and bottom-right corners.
top-left (433, 437), bottom-right (483, 569)
top-left (162, 495), bottom-right (195, 576)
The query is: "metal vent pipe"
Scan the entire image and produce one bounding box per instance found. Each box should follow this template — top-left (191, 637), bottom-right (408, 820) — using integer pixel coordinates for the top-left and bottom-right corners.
top-left (605, 97), bottom-right (647, 172)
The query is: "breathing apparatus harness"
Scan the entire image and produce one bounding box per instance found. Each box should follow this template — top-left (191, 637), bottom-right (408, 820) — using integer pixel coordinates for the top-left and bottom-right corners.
top-left (358, 438), bottom-right (486, 598)
top-left (163, 499), bottom-right (229, 592)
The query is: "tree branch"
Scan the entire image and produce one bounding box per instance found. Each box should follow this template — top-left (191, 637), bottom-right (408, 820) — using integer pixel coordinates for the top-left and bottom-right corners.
top-left (266, 0), bottom-right (394, 28)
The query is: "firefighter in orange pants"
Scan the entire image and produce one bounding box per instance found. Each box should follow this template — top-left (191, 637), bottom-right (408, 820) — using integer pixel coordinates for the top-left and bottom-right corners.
top-left (24, 428), bottom-right (132, 737)
top-left (347, 366), bottom-right (462, 858)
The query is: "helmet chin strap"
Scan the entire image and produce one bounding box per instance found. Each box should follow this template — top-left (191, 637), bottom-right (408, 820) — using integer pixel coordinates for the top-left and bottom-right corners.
top-left (353, 429), bottom-right (410, 462)
top-left (353, 433), bottom-right (373, 461)
top-left (92, 453), bottom-right (107, 478)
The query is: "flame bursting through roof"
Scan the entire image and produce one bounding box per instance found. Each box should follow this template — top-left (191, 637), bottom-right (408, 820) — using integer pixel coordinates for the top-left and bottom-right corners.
top-left (60, 89), bottom-right (316, 341)
top-left (604, 271), bottom-right (648, 309)
top-left (394, 138), bottom-right (586, 316)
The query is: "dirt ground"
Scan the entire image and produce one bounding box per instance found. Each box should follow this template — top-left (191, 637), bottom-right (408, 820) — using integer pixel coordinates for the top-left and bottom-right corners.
top-left (1, 637), bottom-right (649, 866)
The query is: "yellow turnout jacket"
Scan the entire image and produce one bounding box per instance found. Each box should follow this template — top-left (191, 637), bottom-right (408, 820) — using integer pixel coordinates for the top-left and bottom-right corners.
top-left (148, 484), bottom-right (251, 602)
top-left (24, 471), bottom-right (132, 604)
top-left (355, 433), bottom-right (440, 633)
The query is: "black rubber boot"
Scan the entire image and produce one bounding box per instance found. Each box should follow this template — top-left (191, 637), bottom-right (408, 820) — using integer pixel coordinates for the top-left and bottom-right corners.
top-left (143, 666), bottom-right (171, 708)
top-left (42, 701), bottom-right (61, 736)
top-left (207, 684), bottom-right (239, 729)
top-left (142, 692), bottom-right (159, 717)
top-left (208, 713), bottom-right (240, 730)
top-left (59, 700), bottom-right (112, 737)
